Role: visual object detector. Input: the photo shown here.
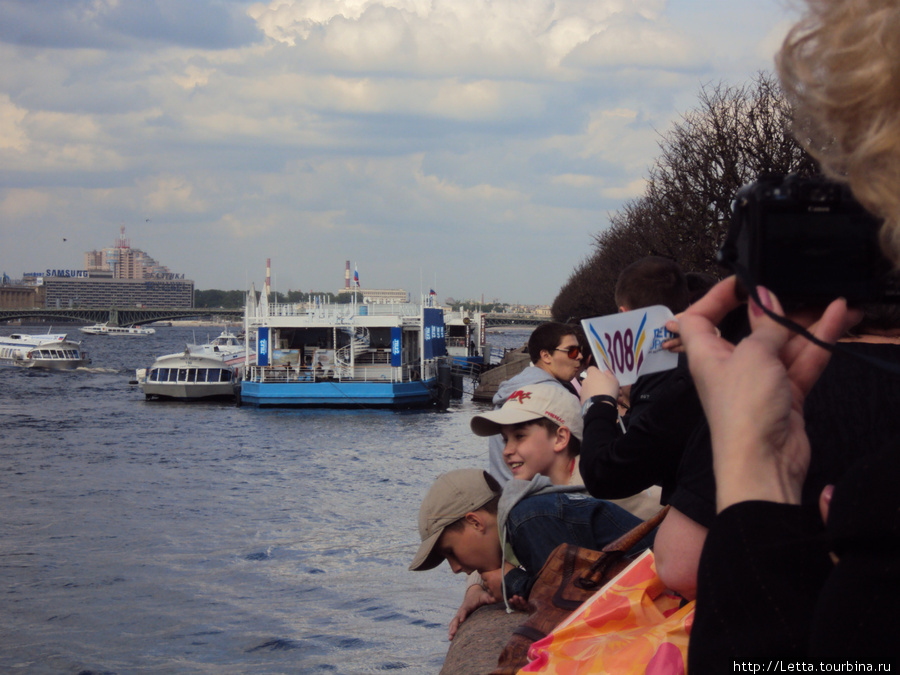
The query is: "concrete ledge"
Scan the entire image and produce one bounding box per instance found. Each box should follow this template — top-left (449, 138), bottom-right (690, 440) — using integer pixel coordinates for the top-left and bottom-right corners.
top-left (439, 603), bottom-right (529, 675)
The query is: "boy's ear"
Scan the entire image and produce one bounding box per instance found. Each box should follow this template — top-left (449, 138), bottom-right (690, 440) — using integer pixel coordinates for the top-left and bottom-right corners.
top-left (553, 426), bottom-right (571, 454)
top-left (465, 511), bottom-right (486, 533)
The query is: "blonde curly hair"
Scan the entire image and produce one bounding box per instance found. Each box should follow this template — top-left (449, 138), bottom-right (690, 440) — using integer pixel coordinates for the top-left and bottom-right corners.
top-left (777, 0), bottom-right (900, 265)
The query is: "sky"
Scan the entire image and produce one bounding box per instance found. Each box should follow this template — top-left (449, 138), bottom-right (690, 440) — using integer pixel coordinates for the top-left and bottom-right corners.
top-left (0, 0), bottom-right (799, 305)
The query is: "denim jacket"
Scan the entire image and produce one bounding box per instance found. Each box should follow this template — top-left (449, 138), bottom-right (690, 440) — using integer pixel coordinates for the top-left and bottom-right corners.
top-left (497, 475), bottom-right (651, 608)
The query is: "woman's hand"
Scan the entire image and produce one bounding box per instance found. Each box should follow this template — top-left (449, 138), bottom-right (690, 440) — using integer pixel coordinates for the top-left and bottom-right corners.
top-left (677, 277), bottom-right (860, 512)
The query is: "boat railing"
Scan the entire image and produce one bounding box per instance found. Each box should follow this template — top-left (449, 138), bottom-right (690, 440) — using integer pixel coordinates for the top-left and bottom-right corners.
top-left (446, 336), bottom-right (470, 348)
top-left (248, 358), bottom-right (424, 384)
top-left (247, 302), bottom-right (423, 321)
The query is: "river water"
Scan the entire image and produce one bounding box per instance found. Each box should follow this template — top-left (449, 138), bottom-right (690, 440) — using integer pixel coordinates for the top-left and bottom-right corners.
top-left (0, 325), bottom-right (530, 674)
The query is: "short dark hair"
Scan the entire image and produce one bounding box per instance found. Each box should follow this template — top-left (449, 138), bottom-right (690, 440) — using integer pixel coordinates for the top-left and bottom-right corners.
top-left (443, 472), bottom-right (502, 534)
top-left (614, 256), bottom-right (689, 313)
top-left (527, 322), bottom-right (579, 363)
top-left (504, 418), bottom-right (581, 459)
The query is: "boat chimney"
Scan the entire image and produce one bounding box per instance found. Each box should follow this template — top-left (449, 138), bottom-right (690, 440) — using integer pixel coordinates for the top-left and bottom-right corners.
top-left (345, 260), bottom-right (350, 289)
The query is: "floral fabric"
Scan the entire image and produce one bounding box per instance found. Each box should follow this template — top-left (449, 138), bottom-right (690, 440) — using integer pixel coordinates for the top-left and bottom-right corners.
top-left (520, 550), bottom-right (694, 674)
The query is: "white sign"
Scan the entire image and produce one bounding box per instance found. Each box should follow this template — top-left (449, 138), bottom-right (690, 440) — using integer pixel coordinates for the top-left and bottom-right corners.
top-left (581, 305), bottom-right (678, 386)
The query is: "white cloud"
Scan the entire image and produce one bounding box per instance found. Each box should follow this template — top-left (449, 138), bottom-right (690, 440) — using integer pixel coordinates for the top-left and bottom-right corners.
top-left (0, 0), bottom-right (794, 303)
top-left (0, 93), bottom-right (28, 152)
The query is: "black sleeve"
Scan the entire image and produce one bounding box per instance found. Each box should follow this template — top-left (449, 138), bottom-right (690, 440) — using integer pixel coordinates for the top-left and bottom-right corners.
top-left (502, 566), bottom-right (531, 599)
top-left (666, 421), bottom-right (717, 529)
top-left (579, 366), bottom-right (702, 502)
top-left (688, 501), bottom-right (832, 672)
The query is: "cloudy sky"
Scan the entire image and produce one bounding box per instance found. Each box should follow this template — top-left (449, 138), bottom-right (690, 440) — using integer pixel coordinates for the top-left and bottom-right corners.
top-left (0, 0), bottom-right (798, 305)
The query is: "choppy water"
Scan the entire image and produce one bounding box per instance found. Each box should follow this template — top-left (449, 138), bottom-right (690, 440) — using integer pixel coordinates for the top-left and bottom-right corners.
top-left (0, 325), bottom-right (530, 674)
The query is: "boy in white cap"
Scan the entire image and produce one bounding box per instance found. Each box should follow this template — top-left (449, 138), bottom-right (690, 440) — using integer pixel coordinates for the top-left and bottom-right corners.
top-left (411, 384), bottom-right (652, 614)
top-left (473, 381), bottom-right (584, 487)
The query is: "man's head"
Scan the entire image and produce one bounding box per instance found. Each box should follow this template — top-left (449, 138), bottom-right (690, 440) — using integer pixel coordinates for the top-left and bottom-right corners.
top-left (527, 322), bottom-right (583, 382)
top-left (614, 256), bottom-right (689, 314)
top-left (409, 469), bottom-right (502, 574)
top-left (471, 383), bottom-right (582, 483)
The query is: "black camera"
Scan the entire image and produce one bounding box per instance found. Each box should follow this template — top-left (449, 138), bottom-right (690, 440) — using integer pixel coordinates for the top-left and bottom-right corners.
top-left (718, 174), bottom-right (900, 306)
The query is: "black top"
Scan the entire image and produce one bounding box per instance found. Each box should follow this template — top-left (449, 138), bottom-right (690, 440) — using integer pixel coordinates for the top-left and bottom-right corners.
top-left (689, 449), bottom-right (900, 669)
top-left (579, 356), bottom-right (704, 504)
top-left (669, 341), bottom-right (900, 529)
top-left (687, 341), bottom-right (900, 669)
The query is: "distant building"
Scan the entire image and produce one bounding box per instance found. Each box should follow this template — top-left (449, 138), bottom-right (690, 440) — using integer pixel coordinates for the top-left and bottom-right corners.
top-left (336, 288), bottom-right (409, 304)
top-left (13, 226), bottom-right (198, 308)
top-left (0, 281), bottom-right (43, 309)
top-left (336, 260), bottom-right (408, 304)
top-left (85, 227), bottom-right (184, 280)
top-left (43, 277), bottom-right (194, 309)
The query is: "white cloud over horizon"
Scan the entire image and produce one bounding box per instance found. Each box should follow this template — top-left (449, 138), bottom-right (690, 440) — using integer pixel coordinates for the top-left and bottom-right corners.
top-left (0, 0), bottom-right (797, 304)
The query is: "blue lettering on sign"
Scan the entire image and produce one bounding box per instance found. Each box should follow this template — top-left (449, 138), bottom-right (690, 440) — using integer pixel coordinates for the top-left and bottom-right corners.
top-left (260, 338), bottom-right (268, 355)
top-left (45, 269), bottom-right (88, 278)
top-left (425, 327), bottom-right (432, 341)
top-left (649, 326), bottom-right (675, 353)
top-left (392, 340), bottom-right (400, 355)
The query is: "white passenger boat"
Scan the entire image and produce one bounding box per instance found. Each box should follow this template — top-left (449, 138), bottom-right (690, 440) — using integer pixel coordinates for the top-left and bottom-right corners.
top-left (239, 287), bottom-right (448, 407)
top-left (136, 330), bottom-right (254, 401)
top-left (0, 332), bottom-right (91, 370)
top-left (80, 323), bottom-right (156, 336)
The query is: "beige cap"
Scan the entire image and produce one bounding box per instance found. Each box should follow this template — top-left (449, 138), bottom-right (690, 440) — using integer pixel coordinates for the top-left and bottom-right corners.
top-left (409, 469), bottom-right (499, 571)
top-left (470, 382), bottom-right (584, 441)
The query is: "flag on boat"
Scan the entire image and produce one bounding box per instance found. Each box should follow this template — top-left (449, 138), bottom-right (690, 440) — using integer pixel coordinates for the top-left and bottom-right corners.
top-left (354, 265), bottom-right (360, 288)
top-left (429, 289), bottom-right (436, 296)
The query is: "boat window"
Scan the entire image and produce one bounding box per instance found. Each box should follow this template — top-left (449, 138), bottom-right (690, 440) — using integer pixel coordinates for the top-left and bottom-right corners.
top-left (220, 369), bottom-right (231, 382)
top-left (186, 369), bottom-right (196, 383)
top-left (168, 369), bottom-right (178, 382)
top-left (40, 350), bottom-right (52, 357)
top-left (178, 368), bottom-right (188, 381)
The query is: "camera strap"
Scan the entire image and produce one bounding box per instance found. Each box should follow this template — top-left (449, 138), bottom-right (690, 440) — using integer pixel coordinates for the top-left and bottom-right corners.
top-left (732, 263), bottom-right (900, 378)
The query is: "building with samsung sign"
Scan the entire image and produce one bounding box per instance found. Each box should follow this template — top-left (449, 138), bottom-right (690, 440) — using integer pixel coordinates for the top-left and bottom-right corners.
top-left (15, 227), bottom-right (194, 309)
top-left (43, 275), bottom-right (194, 308)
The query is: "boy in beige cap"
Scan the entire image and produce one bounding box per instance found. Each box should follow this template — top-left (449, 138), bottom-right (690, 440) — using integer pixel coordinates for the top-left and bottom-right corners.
top-left (411, 384), bottom-right (653, 614)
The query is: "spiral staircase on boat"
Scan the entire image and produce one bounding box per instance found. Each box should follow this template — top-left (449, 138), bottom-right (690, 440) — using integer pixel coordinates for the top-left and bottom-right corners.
top-left (334, 326), bottom-right (370, 379)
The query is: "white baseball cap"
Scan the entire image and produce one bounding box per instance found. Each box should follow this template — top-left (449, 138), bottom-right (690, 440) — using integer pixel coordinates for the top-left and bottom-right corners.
top-left (470, 382), bottom-right (583, 441)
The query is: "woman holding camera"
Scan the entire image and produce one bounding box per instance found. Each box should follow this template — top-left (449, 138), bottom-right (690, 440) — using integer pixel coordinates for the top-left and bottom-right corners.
top-left (678, 0), bottom-right (900, 667)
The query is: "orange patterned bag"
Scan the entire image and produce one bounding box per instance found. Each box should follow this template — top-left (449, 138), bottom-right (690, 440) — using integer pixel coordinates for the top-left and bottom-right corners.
top-left (520, 550), bottom-right (694, 675)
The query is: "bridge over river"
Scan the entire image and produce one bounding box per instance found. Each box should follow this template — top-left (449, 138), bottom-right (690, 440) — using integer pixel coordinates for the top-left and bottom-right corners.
top-left (0, 307), bottom-right (243, 326)
top-left (482, 314), bottom-right (548, 329)
top-left (0, 307), bottom-right (548, 329)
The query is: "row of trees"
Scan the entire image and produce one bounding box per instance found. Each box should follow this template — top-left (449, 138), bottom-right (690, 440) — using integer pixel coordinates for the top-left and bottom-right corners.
top-left (551, 72), bottom-right (819, 321)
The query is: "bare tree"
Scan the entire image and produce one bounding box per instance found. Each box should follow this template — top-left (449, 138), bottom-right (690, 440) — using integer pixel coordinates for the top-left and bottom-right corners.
top-left (552, 72), bottom-right (818, 321)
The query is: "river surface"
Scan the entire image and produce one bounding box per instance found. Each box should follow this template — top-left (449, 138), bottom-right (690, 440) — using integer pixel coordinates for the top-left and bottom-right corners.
top-left (0, 324), bottom-right (530, 674)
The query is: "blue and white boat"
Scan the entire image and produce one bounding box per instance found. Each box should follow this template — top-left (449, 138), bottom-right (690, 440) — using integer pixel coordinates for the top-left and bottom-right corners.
top-left (239, 288), bottom-right (447, 407)
top-left (0, 331), bottom-right (91, 370)
top-left (135, 330), bottom-right (254, 401)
